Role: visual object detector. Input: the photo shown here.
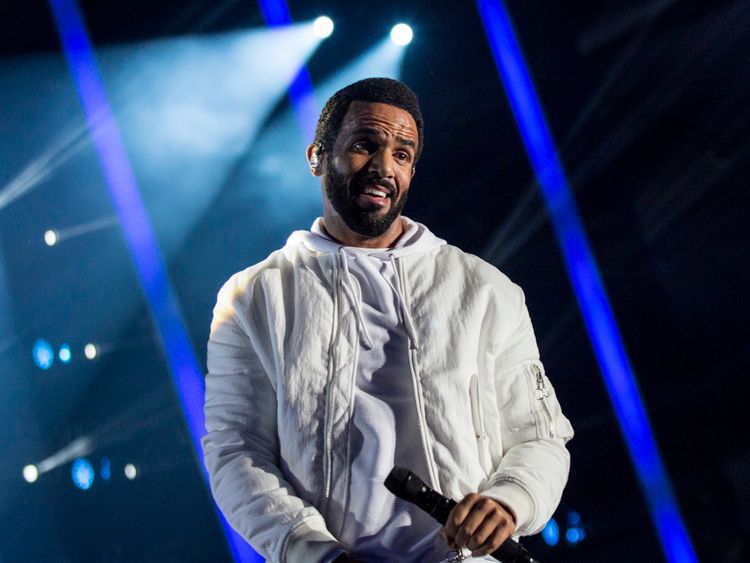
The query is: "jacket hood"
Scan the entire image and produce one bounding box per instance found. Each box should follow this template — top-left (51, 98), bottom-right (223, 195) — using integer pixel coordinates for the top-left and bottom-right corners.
top-left (284, 216), bottom-right (446, 259)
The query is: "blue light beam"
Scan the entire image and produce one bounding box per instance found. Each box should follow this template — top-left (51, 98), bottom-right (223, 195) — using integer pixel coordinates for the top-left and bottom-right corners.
top-left (47, 1), bottom-right (258, 561)
top-left (475, 2), bottom-right (697, 562)
top-left (258, 0), bottom-right (319, 140)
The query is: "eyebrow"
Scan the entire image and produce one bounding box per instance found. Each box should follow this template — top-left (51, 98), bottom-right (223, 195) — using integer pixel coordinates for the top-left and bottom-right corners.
top-left (351, 127), bottom-right (416, 150)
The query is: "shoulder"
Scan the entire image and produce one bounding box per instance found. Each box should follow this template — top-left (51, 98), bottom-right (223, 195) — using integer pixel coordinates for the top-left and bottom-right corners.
top-left (433, 244), bottom-right (522, 297)
top-left (215, 249), bottom-right (289, 306)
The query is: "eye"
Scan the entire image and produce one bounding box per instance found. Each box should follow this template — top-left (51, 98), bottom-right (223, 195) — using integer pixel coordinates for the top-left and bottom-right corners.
top-left (352, 140), bottom-right (374, 152)
top-left (395, 151), bottom-right (411, 162)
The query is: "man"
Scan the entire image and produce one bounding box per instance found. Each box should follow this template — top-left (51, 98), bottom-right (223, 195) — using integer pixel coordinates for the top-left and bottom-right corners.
top-left (202, 78), bottom-right (573, 562)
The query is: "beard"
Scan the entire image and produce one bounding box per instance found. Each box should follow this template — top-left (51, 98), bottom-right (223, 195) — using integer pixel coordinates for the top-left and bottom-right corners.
top-left (324, 163), bottom-right (408, 238)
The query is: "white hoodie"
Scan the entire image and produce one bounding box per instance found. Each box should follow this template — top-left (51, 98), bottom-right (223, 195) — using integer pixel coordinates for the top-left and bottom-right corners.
top-left (203, 217), bottom-right (573, 562)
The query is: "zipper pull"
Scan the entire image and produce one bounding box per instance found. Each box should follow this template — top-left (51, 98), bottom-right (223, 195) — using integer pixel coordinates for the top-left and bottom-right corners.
top-left (444, 548), bottom-right (467, 562)
top-left (532, 363), bottom-right (549, 400)
top-left (531, 362), bottom-right (556, 437)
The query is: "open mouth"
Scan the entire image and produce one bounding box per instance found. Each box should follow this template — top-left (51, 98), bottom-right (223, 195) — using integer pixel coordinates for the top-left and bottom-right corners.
top-left (356, 183), bottom-right (393, 208)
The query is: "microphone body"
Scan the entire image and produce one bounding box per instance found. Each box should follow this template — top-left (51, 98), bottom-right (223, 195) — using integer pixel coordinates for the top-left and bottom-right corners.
top-left (385, 466), bottom-right (540, 563)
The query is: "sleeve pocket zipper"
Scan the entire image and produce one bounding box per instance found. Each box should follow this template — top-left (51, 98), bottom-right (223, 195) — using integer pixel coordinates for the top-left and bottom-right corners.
top-left (528, 361), bottom-right (556, 438)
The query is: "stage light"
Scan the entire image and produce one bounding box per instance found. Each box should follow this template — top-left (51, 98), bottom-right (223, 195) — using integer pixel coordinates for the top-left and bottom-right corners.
top-left (44, 229), bottom-right (58, 246)
top-left (568, 510), bottom-right (581, 526)
top-left (59, 343), bottom-right (72, 363)
top-left (84, 343), bottom-right (97, 360)
top-left (23, 464), bottom-right (39, 483)
top-left (32, 339), bottom-right (54, 369)
top-left (390, 23), bottom-right (413, 46)
top-left (542, 517), bottom-right (560, 547)
top-left (476, 1), bottom-right (697, 560)
top-left (313, 16), bottom-right (334, 38)
top-left (71, 458), bottom-right (95, 490)
top-left (101, 457), bottom-right (111, 480)
top-left (566, 527), bottom-right (583, 545)
top-left (124, 463), bottom-right (138, 480)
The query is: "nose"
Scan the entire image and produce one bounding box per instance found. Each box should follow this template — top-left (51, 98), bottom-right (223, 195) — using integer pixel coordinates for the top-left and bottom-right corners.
top-left (368, 148), bottom-right (395, 179)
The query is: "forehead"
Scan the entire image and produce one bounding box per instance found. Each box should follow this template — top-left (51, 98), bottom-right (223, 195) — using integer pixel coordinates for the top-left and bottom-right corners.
top-left (336, 101), bottom-right (418, 143)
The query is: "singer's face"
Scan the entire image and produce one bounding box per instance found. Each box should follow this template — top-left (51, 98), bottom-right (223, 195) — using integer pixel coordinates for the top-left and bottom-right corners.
top-left (322, 101), bottom-right (418, 238)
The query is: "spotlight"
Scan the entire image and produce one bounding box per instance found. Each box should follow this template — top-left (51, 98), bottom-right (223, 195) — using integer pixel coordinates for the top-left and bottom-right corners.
top-left (32, 339), bottom-right (55, 370)
top-left (71, 458), bottom-right (95, 490)
top-left (44, 229), bottom-right (58, 246)
top-left (23, 464), bottom-right (39, 483)
top-left (390, 23), bottom-right (413, 46)
top-left (124, 463), bottom-right (138, 480)
top-left (313, 16), bottom-right (334, 39)
top-left (84, 343), bottom-right (97, 360)
top-left (59, 344), bottom-right (72, 364)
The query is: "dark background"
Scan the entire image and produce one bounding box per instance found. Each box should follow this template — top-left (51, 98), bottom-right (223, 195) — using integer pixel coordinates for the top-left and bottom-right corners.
top-left (1, 0), bottom-right (748, 561)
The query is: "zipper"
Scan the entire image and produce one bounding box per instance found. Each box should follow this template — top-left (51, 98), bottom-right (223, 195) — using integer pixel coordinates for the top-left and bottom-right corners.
top-left (395, 258), bottom-right (439, 488)
top-left (530, 362), bottom-right (556, 438)
top-left (323, 264), bottom-right (340, 500)
top-left (469, 374), bottom-right (491, 476)
top-left (469, 375), bottom-right (487, 440)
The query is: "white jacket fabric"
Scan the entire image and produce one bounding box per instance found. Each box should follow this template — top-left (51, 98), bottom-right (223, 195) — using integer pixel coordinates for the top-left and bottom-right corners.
top-left (202, 218), bottom-right (574, 563)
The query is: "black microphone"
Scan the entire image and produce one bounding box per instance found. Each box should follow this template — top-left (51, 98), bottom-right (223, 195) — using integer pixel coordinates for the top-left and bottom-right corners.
top-left (384, 466), bottom-right (540, 563)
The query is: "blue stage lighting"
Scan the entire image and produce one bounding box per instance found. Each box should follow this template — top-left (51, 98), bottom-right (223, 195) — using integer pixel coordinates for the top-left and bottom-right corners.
top-left (71, 458), bottom-right (94, 490)
top-left (390, 23), bottom-right (413, 46)
top-left (257, 0), bottom-right (318, 141)
top-left (58, 343), bottom-right (72, 363)
top-left (48, 0), bottom-right (309, 560)
top-left (542, 517), bottom-right (560, 547)
top-left (568, 510), bottom-right (581, 526)
top-left (566, 527), bottom-right (582, 545)
top-left (475, 2), bottom-right (698, 561)
top-left (32, 339), bottom-right (54, 369)
top-left (100, 457), bottom-right (111, 480)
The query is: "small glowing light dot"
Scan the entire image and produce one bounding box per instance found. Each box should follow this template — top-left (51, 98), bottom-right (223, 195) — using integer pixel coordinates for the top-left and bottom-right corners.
top-left (44, 229), bottom-right (58, 246)
top-left (32, 339), bottom-right (55, 370)
top-left (568, 510), bottom-right (581, 526)
top-left (23, 464), bottom-right (39, 483)
top-left (71, 458), bottom-right (95, 490)
top-left (124, 463), bottom-right (138, 480)
top-left (59, 344), bottom-right (72, 363)
top-left (566, 527), bottom-right (582, 545)
top-left (313, 16), bottom-right (334, 38)
top-left (84, 343), bottom-right (97, 360)
top-left (390, 23), bottom-right (413, 46)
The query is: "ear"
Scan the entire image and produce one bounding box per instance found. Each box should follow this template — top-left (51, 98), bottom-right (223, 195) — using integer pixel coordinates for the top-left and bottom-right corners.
top-left (411, 166), bottom-right (416, 179)
top-left (306, 143), bottom-right (323, 177)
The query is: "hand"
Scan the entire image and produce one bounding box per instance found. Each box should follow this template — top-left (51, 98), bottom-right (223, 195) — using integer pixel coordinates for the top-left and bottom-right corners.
top-left (443, 493), bottom-right (516, 557)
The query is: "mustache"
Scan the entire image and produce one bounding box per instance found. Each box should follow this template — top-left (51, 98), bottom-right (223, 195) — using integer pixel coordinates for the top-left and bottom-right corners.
top-left (356, 175), bottom-right (396, 195)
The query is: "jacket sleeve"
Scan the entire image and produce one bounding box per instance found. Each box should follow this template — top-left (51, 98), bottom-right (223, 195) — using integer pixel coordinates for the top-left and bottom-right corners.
top-left (201, 275), bottom-right (345, 563)
top-left (479, 282), bottom-right (574, 536)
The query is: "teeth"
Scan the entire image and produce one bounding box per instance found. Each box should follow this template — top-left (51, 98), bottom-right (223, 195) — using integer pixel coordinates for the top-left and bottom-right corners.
top-left (364, 187), bottom-right (387, 198)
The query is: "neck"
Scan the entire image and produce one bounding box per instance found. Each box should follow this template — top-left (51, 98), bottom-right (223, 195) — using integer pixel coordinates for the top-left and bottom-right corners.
top-left (321, 215), bottom-right (405, 248)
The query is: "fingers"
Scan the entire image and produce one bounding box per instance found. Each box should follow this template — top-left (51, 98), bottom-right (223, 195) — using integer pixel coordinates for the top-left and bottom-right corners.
top-left (443, 494), bottom-right (516, 556)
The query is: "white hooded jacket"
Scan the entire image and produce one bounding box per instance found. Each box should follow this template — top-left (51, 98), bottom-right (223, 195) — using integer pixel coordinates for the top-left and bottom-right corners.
top-left (202, 218), bottom-right (574, 562)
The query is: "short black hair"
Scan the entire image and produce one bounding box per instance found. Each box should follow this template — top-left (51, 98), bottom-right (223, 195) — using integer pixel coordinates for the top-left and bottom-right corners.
top-left (313, 77), bottom-right (424, 162)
